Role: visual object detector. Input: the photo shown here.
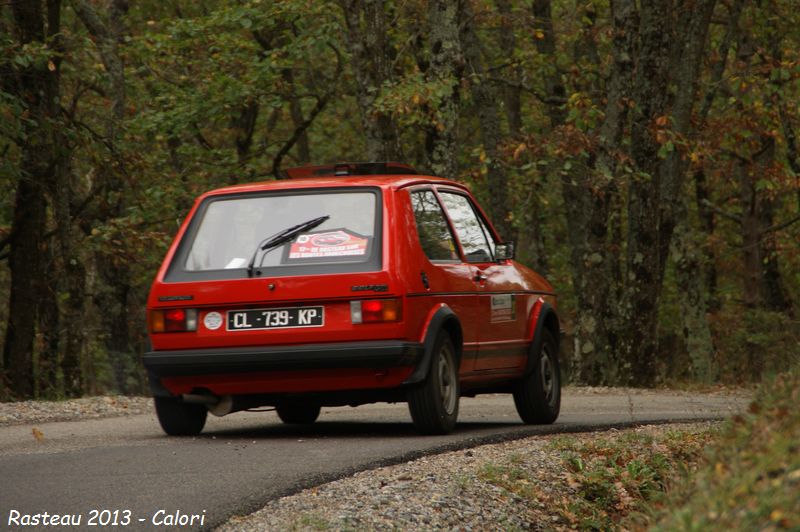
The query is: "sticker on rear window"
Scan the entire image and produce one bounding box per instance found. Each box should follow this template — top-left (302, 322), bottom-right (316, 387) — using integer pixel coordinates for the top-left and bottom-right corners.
top-left (284, 229), bottom-right (370, 262)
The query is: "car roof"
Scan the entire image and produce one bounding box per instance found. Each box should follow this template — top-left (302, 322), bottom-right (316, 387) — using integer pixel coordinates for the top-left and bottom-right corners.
top-left (199, 174), bottom-right (471, 199)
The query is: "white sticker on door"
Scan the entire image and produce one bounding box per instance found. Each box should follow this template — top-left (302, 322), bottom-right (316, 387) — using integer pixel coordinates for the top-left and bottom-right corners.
top-left (490, 294), bottom-right (515, 322)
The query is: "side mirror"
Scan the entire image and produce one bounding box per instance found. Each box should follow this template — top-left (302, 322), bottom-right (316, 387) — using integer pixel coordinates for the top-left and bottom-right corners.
top-left (495, 241), bottom-right (515, 261)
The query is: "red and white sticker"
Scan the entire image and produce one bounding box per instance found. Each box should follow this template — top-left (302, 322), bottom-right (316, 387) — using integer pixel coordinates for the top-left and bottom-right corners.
top-left (288, 230), bottom-right (368, 259)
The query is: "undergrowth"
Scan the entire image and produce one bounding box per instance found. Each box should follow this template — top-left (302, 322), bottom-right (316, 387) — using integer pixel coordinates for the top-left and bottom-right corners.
top-left (549, 428), bottom-right (714, 530)
top-left (644, 365), bottom-right (800, 531)
top-left (478, 366), bottom-right (799, 530)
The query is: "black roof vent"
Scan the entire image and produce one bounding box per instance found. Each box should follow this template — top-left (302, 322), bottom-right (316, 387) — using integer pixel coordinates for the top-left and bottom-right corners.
top-left (281, 162), bottom-right (418, 179)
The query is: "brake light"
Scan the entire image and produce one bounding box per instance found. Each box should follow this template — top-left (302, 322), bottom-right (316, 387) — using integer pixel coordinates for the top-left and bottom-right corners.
top-left (350, 299), bottom-right (402, 324)
top-left (149, 308), bottom-right (198, 333)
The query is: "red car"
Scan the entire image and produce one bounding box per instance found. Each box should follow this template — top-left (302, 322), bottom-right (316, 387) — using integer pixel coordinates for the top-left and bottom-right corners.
top-left (144, 162), bottom-right (561, 435)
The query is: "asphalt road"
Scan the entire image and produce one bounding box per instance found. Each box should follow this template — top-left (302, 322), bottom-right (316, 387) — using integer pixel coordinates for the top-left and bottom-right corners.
top-left (0, 389), bottom-right (748, 531)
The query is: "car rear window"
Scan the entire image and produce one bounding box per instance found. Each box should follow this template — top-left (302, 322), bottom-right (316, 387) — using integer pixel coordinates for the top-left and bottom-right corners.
top-left (165, 188), bottom-right (381, 281)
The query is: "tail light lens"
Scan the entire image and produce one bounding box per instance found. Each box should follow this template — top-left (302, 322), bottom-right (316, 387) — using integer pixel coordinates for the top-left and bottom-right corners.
top-left (149, 308), bottom-right (198, 333)
top-left (350, 299), bottom-right (402, 324)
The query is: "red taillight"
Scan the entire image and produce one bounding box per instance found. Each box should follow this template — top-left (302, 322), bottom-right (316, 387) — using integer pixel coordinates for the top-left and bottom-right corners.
top-left (149, 308), bottom-right (198, 333)
top-left (351, 299), bottom-right (402, 324)
top-left (166, 309), bottom-right (185, 322)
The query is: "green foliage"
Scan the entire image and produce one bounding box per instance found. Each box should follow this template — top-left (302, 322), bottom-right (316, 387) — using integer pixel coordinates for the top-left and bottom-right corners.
top-left (125, 0), bottom-right (346, 189)
top-left (712, 308), bottom-right (800, 383)
top-left (550, 429), bottom-right (713, 530)
top-left (478, 462), bottom-right (539, 501)
top-left (647, 365), bottom-right (800, 530)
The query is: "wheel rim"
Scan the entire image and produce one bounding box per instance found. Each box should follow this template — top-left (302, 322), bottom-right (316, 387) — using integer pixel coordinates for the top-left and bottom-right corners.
top-left (540, 348), bottom-right (557, 407)
top-left (438, 345), bottom-right (457, 415)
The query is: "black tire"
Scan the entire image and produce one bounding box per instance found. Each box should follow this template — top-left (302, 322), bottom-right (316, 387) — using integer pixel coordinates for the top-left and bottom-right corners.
top-left (408, 332), bottom-right (460, 435)
top-left (513, 329), bottom-right (561, 424)
top-left (276, 402), bottom-right (321, 424)
top-left (154, 396), bottom-right (207, 436)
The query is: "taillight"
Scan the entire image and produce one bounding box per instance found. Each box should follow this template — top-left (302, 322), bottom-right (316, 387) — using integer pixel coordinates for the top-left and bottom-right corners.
top-left (149, 308), bottom-right (198, 333)
top-left (350, 299), bottom-right (402, 324)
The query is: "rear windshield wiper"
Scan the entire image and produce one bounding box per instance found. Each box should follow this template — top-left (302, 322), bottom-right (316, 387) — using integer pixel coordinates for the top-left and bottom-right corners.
top-left (247, 215), bottom-right (330, 277)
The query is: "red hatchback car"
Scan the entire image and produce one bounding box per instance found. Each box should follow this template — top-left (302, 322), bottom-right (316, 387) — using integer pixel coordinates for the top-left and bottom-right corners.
top-left (144, 163), bottom-right (561, 435)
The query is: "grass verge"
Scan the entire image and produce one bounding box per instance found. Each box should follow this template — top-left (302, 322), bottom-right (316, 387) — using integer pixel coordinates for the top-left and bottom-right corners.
top-left (490, 367), bottom-right (799, 531)
top-left (644, 366), bottom-right (800, 530)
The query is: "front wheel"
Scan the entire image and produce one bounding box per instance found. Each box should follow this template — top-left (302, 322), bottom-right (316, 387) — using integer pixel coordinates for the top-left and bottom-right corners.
top-left (154, 396), bottom-right (208, 436)
top-left (408, 332), bottom-right (460, 435)
top-left (276, 402), bottom-right (321, 424)
top-left (513, 329), bottom-right (561, 424)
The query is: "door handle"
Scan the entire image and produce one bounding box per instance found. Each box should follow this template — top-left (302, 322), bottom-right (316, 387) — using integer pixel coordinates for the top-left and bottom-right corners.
top-left (474, 271), bottom-right (488, 282)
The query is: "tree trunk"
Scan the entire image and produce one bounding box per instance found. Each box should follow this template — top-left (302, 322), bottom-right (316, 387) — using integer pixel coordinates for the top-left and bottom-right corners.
top-left (531, 0), bottom-right (566, 126)
top-left (73, 0), bottom-right (134, 394)
top-left (36, 254), bottom-right (61, 397)
top-left (672, 197), bottom-right (717, 383)
top-left (619, 0), bottom-right (715, 385)
top-left (286, 72), bottom-right (311, 164)
top-left (565, 0), bottom-right (636, 385)
top-left (459, 1), bottom-right (513, 240)
top-left (3, 0), bottom-right (64, 399)
top-left (494, 0), bottom-right (522, 136)
top-left (752, 138), bottom-right (791, 313)
top-left (53, 159), bottom-right (85, 397)
top-left (692, 0), bottom-right (744, 312)
top-left (425, 0), bottom-right (463, 177)
top-left (3, 182), bottom-right (47, 398)
top-left (339, 0), bottom-right (401, 161)
top-left (232, 100), bottom-right (259, 164)
top-left (737, 158), bottom-right (762, 308)
top-left (694, 169), bottom-right (720, 310)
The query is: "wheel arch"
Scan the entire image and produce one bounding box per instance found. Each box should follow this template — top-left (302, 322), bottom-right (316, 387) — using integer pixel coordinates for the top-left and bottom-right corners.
top-left (403, 305), bottom-right (462, 386)
top-left (525, 301), bottom-right (560, 376)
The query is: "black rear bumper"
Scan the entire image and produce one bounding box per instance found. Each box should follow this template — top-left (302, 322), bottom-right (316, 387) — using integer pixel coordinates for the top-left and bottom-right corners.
top-left (143, 340), bottom-right (424, 394)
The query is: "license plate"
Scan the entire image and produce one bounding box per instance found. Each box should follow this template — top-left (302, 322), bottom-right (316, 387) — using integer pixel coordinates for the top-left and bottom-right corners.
top-left (227, 306), bottom-right (324, 331)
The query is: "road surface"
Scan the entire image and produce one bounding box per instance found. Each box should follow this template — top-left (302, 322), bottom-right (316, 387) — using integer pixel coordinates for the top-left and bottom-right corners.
top-left (0, 389), bottom-right (748, 530)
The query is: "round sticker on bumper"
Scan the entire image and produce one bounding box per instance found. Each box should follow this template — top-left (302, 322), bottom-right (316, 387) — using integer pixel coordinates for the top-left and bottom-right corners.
top-left (204, 311), bottom-right (223, 330)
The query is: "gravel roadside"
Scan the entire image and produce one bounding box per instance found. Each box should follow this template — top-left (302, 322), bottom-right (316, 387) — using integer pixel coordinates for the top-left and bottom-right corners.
top-left (0, 396), bottom-right (153, 426)
top-left (218, 422), bottom-right (717, 531)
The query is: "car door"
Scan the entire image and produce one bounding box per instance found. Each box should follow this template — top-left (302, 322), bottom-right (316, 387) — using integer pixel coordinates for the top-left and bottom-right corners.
top-left (407, 188), bottom-right (481, 373)
top-left (436, 190), bottom-right (528, 371)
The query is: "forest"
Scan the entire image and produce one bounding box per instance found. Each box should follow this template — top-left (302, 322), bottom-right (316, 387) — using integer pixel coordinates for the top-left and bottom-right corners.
top-left (1, 0), bottom-right (798, 400)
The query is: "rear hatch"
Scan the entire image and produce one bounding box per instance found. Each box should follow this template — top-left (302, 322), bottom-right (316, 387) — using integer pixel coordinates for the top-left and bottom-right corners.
top-left (148, 186), bottom-right (404, 350)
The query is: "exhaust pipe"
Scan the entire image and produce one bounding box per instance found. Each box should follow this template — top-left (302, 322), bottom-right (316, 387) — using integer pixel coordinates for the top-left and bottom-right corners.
top-left (208, 395), bottom-right (234, 417)
top-left (181, 393), bottom-right (233, 416)
top-left (181, 393), bottom-right (234, 416)
top-left (181, 393), bottom-right (218, 405)
top-left (181, 393), bottom-right (264, 417)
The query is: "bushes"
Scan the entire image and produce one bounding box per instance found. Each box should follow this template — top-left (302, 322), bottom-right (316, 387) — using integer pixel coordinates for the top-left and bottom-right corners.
top-left (712, 308), bottom-right (800, 384)
top-left (649, 365), bottom-right (800, 530)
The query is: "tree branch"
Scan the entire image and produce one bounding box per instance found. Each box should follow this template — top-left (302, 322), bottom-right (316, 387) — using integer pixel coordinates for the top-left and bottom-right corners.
top-left (762, 213), bottom-right (800, 235)
top-left (271, 44), bottom-right (342, 178)
top-left (488, 77), bottom-right (566, 105)
top-left (700, 198), bottom-right (742, 224)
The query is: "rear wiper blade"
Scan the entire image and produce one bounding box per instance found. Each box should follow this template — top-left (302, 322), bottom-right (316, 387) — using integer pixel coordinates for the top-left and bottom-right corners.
top-left (247, 215), bottom-right (330, 277)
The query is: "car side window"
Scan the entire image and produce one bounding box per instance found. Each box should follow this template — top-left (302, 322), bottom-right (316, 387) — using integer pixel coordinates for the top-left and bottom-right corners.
top-left (438, 192), bottom-right (494, 263)
top-left (410, 190), bottom-right (459, 262)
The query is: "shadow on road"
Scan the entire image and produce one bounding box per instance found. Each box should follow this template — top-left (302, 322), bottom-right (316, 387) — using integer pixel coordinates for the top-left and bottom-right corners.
top-left (202, 420), bottom-right (524, 440)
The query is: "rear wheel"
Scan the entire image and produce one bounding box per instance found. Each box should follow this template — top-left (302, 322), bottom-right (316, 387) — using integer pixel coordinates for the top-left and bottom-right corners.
top-left (513, 329), bottom-right (561, 424)
top-left (154, 396), bottom-right (208, 436)
top-left (276, 402), bottom-right (321, 424)
top-left (408, 332), bottom-right (460, 435)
